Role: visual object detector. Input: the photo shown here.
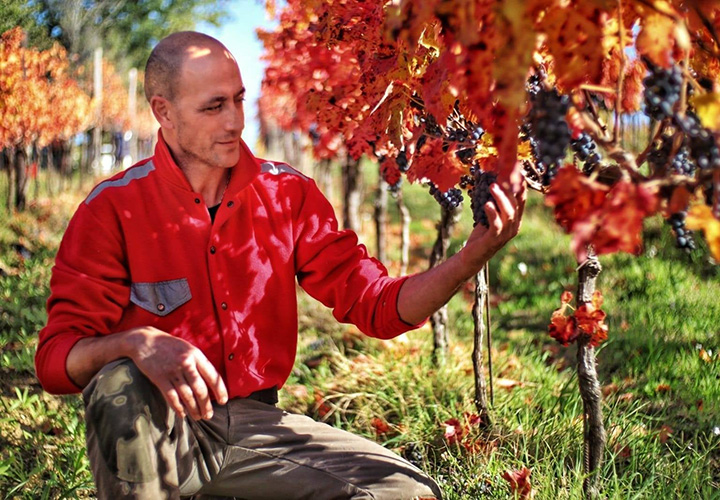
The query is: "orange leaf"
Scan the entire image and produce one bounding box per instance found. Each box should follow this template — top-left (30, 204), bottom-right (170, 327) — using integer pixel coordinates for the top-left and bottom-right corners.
top-left (501, 466), bottom-right (533, 499)
top-left (656, 383), bottom-right (671, 393)
top-left (658, 424), bottom-right (673, 444)
top-left (686, 204), bottom-right (720, 261)
top-left (637, 12), bottom-right (679, 68)
top-left (371, 417), bottom-right (390, 436)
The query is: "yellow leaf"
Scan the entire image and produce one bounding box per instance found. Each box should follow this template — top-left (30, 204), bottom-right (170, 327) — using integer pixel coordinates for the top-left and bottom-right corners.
top-left (686, 204), bottom-right (720, 260)
top-left (690, 93), bottom-right (720, 131)
top-left (637, 12), bottom-right (677, 68)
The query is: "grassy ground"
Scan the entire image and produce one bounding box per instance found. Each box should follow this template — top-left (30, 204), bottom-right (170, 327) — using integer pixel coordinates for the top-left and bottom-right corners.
top-left (0, 169), bottom-right (718, 499)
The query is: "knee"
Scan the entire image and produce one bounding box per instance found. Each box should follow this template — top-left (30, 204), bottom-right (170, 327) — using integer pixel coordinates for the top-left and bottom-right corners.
top-left (84, 358), bottom-right (169, 435)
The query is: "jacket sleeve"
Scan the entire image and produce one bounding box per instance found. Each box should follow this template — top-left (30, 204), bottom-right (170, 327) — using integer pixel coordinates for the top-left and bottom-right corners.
top-left (35, 201), bottom-right (130, 394)
top-left (293, 179), bottom-right (427, 339)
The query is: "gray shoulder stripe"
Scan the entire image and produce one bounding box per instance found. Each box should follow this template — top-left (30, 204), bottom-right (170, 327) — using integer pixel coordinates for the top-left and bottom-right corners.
top-left (85, 161), bottom-right (156, 204)
top-left (260, 161), bottom-right (310, 181)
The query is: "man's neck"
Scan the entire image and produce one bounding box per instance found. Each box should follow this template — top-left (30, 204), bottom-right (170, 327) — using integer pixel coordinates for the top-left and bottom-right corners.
top-left (164, 139), bottom-right (231, 207)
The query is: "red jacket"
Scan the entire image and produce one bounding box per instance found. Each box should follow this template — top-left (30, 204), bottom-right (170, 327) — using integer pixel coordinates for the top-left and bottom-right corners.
top-left (36, 132), bottom-right (423, 396)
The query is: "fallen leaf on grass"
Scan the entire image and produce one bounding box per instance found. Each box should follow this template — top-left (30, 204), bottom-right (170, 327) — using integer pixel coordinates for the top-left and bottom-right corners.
top-left (602, 383), bottom-right (619, 397)
top-left (371, 417), bottom-right (390, 436)
top-left (501, 466), bottom-right (534, 498)
top-left (658, 425), bottom-right (673, 444)
top-left (699, 348), bottom-right (713, 363)
top-left (495, 378), bottom-right (523, 390)
top-left (656, 383), bottom-right (671, 393)
top-left (613, 443), bottom-right (632, 460)
top-left (618, 392), bottom-right (635, 403)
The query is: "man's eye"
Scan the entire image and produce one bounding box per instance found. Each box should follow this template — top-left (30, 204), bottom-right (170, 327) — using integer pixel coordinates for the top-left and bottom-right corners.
top-left (206, 104), bottom-right (222, 111)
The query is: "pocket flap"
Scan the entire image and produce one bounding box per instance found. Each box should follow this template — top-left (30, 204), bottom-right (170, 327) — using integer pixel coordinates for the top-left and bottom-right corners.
top-left (130, 278), bottom-right (192, 316)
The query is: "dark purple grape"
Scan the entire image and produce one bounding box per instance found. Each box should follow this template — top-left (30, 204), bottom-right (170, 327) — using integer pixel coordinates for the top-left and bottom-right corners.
top-left (470, 170), bottom-right (497, 228)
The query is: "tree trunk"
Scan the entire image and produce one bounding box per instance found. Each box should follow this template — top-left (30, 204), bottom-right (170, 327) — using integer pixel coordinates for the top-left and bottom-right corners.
top-left (314, 159), bottom-right (333, 203)
top-left (6, 148), bottom-right (14, 212)
top-left (374, 175), bottom-right (389, 265)
top-left (396, 190), bottom-right (411, 276)
top-left (472, 265), bottom-right (491, 424)
top-left (429, 205), bottom-right (461, 365)
top-left (342, 155), bottom-right (362, 232)
top-left (576, 254), bottom-right (606, 499)
top-left (13, 145), bottom-right (28, 211)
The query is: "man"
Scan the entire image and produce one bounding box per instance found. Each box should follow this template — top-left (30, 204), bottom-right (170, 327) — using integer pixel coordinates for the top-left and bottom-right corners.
top-left (35, 32), bottom-right (525, 499)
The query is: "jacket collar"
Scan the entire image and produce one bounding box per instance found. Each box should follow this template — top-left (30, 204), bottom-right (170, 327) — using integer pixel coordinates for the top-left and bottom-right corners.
top-left (153, 129), bottom-right (261, 198)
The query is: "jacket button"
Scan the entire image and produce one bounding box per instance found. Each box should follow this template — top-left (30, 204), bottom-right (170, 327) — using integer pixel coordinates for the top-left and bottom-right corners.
top-left (210, 246), bottom-right (216, 254)
top-left (194, 198), bottom-right (201, 204)
top-left (227, 201), bottom-right (234, 208)
top-left (157, 303), bottom-right (165, 312)
top-left (228, 353), bottom-right (234, 360)
top-left (221, 302), bottom-right (228, 310)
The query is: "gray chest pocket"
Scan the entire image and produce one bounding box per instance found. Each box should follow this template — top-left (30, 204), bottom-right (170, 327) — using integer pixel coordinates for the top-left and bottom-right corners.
top-left (130, 278), bottom-right (192, 316)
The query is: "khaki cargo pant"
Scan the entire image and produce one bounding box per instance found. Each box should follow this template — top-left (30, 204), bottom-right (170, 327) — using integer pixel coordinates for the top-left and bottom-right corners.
top-left (82, 359), bottom-right (442, 499)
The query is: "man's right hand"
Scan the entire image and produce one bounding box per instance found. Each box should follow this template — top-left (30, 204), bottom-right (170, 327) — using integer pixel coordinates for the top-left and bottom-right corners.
top-left (66, 326), bottom-right (228, 421)
top-left (126, 327), bottom-right (229, 420)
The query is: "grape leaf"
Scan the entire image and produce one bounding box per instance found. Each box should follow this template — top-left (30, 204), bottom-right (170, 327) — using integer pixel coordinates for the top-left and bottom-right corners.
top-left (686, 203), bottom-right (720, 261)
top-left (690, 92), bottom-right (720, 131)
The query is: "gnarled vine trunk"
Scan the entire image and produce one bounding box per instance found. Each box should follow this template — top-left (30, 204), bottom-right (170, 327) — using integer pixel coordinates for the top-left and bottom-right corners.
top-left (342, 155), bottom-right (362, 233)
top-left (13, 145), bottom-right (28, 211)
top-left (374, 175), bottom-right (388, 265)
top-left (576, 254), bottom-right (605, 499)
top-left (429, 205), bottom-right (461, 365)
top-left (395, 190), bottom-right (411, 276)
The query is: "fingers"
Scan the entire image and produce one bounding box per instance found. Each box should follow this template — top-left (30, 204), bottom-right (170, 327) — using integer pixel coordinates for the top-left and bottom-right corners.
top-left (173, 371), bottom-right (205, 421)
top-left (490, 183), bottom-right (516, 224)
top-left (196, 355), bottom-right (229, 405)
top-left (156, 380), bottom-right (187, 419)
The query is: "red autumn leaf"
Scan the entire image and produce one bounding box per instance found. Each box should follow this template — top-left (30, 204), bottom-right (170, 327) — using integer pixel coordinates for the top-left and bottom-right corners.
top-left (637, 11), bottom-right (682, 69)
top-left (371, 417), bottom-right (390, 436)
top-left (656, 384), bottom-right (671, 393)
top-left (546, 164), bottom-right (609, 233)
top-left (658, 424), bottom-right (673, 444)
top-left (443, 418), bottom-right (465, 444)
top-left (465, 412), bottom-right (483, 427)
top-left (501, 466), bottom-right (533, 499)
top-left (561, 290), bottom-right (573, 304)
top-left (571, 181), bottom-right (660, 261)
top-left (380, 156), bottom-right (401, 186)
top-left (574, 291), bottom-right (609, 347)
top-left (407, 136), bottom-right (468, 191)
top-left (548, 311), bottom-right (578, 346)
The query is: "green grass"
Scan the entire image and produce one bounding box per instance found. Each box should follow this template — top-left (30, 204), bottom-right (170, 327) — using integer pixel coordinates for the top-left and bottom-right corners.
top-left (1, 171), bottom-right (718, 499)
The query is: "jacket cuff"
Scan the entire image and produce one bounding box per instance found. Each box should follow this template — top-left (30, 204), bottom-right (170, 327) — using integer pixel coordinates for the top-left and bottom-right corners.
top-left (375, 275), bottom-right (428, 339)
top-left (35, 332), bottom-right (86, 394)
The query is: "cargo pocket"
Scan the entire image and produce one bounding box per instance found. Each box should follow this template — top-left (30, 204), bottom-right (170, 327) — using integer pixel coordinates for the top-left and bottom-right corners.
top-left (130, 278), bottom-right (192, 316)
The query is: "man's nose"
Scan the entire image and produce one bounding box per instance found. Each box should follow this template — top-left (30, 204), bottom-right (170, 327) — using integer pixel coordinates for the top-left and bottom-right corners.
top-left (224, 105), bottom-right (243, 133)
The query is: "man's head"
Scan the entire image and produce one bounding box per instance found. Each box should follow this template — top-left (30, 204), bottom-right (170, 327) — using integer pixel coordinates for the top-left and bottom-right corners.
top-left (145, 31), bottom-right (245, 171)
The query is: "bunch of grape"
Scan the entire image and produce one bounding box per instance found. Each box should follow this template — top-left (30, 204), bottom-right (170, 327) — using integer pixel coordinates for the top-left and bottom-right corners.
top-left (455, 146), bottom-right (475, 164)
top-left (469, 169), bottom-right (497, 228)
top-left (571, 132), bottom-right (601, 174)
top-left (396, 149), bottom-right (409, 172)
top-left (526, 87), bottom-right (571, 185)
top-left (429, 183), bottom-right (464, 210)
top-left (667, 211), bottom-right (696, 251)
top-left (674, 112), bottom-right (720, 170)
top-left (643, 63), bottom-right (683, 120)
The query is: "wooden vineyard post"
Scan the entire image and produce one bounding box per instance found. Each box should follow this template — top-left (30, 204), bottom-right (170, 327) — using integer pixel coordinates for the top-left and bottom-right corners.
top-left (471, 263), bottom-right (492, 424)
top-left (576, 254), bottom-right (606, 499)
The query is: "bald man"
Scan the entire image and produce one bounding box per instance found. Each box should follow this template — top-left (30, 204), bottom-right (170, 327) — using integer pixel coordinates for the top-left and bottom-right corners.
top-left (36, 32), bottom-right (524, 499)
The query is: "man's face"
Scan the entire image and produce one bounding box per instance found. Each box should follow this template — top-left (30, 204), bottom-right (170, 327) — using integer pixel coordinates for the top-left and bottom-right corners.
top-left (168, 46), bottom-right (245, 170)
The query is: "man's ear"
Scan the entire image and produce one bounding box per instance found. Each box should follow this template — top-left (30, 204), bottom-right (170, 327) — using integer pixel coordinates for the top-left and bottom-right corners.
top-left (150, 96), bottom-right (174, 130)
